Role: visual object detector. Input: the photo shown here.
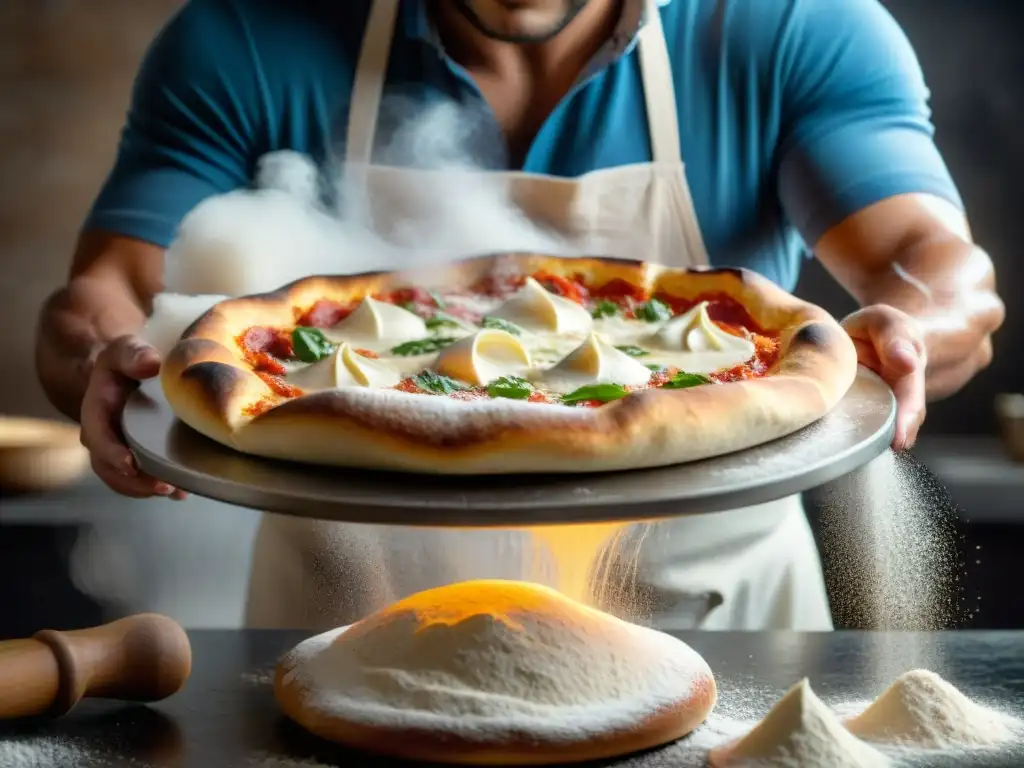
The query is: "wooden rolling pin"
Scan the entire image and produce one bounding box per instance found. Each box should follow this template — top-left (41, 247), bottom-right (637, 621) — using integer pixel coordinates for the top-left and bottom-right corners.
top-left (0, 613), bottom-right (191, 720)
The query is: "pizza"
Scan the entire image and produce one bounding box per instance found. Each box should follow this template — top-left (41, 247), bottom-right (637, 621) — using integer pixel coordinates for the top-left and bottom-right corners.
top-left (161, 253), bottom-right (857, 474)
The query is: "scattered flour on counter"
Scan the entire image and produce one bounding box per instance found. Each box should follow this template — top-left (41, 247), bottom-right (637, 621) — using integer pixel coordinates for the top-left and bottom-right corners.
top-left (241, 669), bottom-right (274, 687)
top-left (246, 753), bottom-right (336, 767)
top-left (708, 679), bottom-right (889, 767)
top-left (0, 736), bottom-right (144, 768)
top-left (845, 669), bottom-right (1018, 749)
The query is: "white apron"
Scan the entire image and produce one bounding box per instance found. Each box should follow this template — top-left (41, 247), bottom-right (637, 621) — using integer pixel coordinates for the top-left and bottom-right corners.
top-left (244, 0), bottom-right (833, 632)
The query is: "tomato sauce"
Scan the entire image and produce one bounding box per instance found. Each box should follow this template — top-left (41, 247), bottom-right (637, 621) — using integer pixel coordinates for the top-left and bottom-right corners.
top-left (244, 398), bottom-right (276, 418)
top-left (297, 299), bottom-right (353, 328)
top-left (256, 372), bottom-right (304, 399)
top-left (590, 277), bottom-right (647, 304)
top-left (532, 270), bottom-right (588, 304)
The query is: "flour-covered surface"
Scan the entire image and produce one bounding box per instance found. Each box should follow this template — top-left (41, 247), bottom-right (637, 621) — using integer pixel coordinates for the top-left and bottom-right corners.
top-left (3, 630), bottom-right (1023, 768)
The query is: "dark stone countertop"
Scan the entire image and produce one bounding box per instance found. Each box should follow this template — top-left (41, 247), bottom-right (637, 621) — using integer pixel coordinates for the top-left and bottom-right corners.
top-left (1, 630), bottom-right (1023, 767)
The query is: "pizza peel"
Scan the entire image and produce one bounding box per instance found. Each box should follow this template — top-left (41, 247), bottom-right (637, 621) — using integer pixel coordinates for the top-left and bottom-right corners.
top-left (121, 366), bottom-right (895, 526)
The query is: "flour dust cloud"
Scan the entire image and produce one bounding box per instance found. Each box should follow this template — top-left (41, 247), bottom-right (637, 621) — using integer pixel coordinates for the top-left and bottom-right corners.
top-left (161, 99), bottom-right (571, 301)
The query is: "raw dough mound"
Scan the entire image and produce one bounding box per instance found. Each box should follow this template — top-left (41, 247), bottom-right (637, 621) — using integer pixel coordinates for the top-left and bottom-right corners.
top-left (709, 678), bottom-right (888, 767)
top-left (275, 579), bottom-right (717, 765)
top-left (846, 669), bottom-right (1016, 749)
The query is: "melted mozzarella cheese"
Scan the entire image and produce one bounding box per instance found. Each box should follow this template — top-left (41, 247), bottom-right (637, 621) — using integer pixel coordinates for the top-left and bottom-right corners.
top-left (579, 301), bottom-right (757, 374)
top-left (533, 332), bottom-right (653, 394)
top-left (432, 329), bottom-right (532, 386)
top-left (285, 343), bottom-right (402, 392)
top-left (651, 301), bottom-right (755, 356)
top-left (324, 297), bottom-right (428, 350)
top-left (489, 277), bottom-right (593, 336)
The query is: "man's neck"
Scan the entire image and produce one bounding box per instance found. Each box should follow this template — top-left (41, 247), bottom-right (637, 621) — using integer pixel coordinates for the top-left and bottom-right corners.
top-left (432, 0), bottom-right (623, 81)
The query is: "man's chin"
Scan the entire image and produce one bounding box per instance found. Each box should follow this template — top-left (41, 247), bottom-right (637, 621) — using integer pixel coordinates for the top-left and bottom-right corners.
top-left (452, 0), bottom-right (590, 44)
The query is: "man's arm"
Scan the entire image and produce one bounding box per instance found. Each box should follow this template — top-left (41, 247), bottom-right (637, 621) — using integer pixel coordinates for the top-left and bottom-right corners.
top-left (773, 0), bottom-right (1003, 402)
top-left (35, 233), bottom-right (164, 421)
top-left (35, 0), bottom-right (257, 421)
top-left (814, 194), bottom-right (1003, 400)
top-left (35, 0), bottom-right (259, 497)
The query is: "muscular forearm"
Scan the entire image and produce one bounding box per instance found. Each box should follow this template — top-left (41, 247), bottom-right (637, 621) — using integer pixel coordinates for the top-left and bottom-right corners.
top-left (855, 236), bottom-right (1004, 400)
top-left (35, 273), bottom-right (148, 421)
top-left (36, 232), bottom-right (165, 420)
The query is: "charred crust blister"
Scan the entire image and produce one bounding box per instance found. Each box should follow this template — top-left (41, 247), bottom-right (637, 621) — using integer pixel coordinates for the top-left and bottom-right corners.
top-left (791, 322), bottom-right (832, 350)
top-left (181, 361), bottom-right (247, 404)
top-left (180, 314), bottom-right (209, 340)
top-left (704, 266), bottom-right (745, 280)
top-left (589, 255), bottom-right (645, 268)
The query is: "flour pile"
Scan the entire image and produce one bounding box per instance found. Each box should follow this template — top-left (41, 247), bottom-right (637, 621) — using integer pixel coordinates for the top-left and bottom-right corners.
top-left (281, 580), bottom-right (713, 743)
top-left (846, 669), bottom-right (1017, 749)
top-left (709, 679), bottom-right (888, 767)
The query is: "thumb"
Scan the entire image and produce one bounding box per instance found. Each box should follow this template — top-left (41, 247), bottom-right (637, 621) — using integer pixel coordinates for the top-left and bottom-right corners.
top-left (879, 337), bottom-right (920, 375)
top-left (844, 307), bottom-right (924, 376)
top-left (109, 335), bottom-right (162, 380)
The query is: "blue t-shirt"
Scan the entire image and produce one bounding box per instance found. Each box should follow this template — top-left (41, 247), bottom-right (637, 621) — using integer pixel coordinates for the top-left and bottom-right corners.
top-left (84, 0), bottom-right (961, 292)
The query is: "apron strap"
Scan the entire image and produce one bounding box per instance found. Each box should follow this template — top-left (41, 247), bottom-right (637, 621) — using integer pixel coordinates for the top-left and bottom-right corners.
top-left (637, 0), bottom-right (682, 165)
top-left (345, 0), bottom-right (401, 166)
top-left (345, 0), bottom-right (681, 168)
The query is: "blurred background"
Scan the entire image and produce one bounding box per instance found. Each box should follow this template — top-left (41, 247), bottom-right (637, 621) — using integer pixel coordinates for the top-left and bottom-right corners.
top-left (1, 0), bottom-right (1022, 638)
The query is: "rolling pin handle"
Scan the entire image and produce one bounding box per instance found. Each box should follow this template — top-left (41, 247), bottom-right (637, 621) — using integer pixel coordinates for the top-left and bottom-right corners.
top-left (32, 629), bottom-right (84, 717)
top-left (0, 614), bottom-right (191, 721)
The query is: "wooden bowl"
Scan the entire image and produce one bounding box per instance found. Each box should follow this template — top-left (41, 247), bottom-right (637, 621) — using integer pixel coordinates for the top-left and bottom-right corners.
top-left (0, 416), bottom-right (90, 493)
top-left (994, 394), bottom-right (1024, 463)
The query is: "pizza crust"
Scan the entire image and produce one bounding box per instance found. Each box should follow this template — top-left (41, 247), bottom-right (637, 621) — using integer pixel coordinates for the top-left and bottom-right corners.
top-left (161, 254), bottom-right (858, 474)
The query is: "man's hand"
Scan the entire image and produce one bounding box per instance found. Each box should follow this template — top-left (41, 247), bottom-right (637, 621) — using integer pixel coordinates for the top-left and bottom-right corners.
top-left (841, 305), bottom-right (927, 451)
top-left (80, 334), bottom-right (188, 499)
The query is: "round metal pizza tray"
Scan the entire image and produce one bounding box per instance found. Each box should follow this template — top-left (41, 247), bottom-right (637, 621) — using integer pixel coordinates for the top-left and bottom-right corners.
top-left (122, 367), bottom-right (896, 527)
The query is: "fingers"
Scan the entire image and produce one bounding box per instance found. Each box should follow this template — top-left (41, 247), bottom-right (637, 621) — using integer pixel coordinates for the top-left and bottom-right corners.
top-left (80, 334), bottom-right (187, 500)
top-left (843, 306), bottom-right (927, 451)
top-left (890, 364), bottom-right (927, 451)
top-left (845, 306), bottom-right (926, 373)
top-left (81, 365), bottom-right (137, 472)
top-left (91, 454), bottom-right (178, 499)
top-left (110, 336), bottom-right (162, 381)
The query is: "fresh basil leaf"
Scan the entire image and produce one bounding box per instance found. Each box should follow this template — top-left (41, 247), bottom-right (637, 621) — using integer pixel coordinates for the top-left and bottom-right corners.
top-left (561, 383), bottom-right (629, 405)
top-left (486, 375), bottom-right (533, 400)
top-left (634, 298), bottom-right (672, 323)
top-left (482, 316), bottom-right (522, 336)
top-left (391, 337), bottom-right (458, 356)
top-left (615, 345), bottom-right (649, 358)
top-left (425, 312), bottom-right (460, 331)
top-left (663, 372), bottom-right (712, 390)
top-left (413, 371), bottom-right (467, 395)
top-left (429, 291), bottom-right (447, 309)
top-left (399, 301), bottom-right (418, 313)
top-left (645, 363), bottom-right (666, 372)
top-left (591, 300), bottom-right (620, 319)
top-left (291, 327), bottom-right (335, 362)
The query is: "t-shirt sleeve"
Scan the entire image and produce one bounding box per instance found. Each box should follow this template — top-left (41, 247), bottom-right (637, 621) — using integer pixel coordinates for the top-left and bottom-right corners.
top-left (83, 0), bottom-right (259, 248)
top-left (773, 0), bottom-right (963, 247)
